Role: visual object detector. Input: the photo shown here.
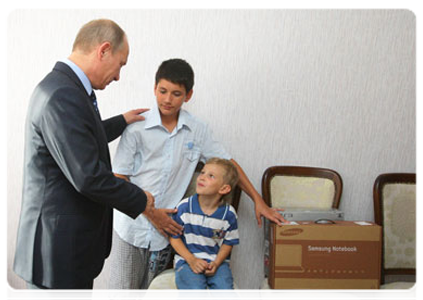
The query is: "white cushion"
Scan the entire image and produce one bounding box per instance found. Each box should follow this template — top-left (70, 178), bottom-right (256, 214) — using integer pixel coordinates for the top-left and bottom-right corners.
top-left (142, 269), bottom-right (242, 300)
top-left (148, 269), bottom-right (177, 289)
top-left (270, 176), bottom-right (335, 208)
top-left (382, 183), bottom-right (416, 269)
top-left (375, 282), bottom-right (420, 300)
top-left (260, 278), bottom-right (362, 300)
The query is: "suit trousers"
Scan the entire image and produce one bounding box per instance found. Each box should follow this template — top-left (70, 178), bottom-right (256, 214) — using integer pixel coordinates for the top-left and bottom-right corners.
top-left (27, 281), bottom-right (94, 300)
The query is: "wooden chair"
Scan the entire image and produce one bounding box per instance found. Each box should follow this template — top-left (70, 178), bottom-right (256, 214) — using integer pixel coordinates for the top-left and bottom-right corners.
top-left (148, 162), bottom-right (242, 289)
top-left (262, 166), bottom-right (343, 209)
top-left (260, 166), bottom-right (360, 300)
top-left (373, 173), bottom-right (416, 289)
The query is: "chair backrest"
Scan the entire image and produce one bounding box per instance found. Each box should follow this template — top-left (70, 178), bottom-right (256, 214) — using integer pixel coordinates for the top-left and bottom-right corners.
top-left (373, 173), bottom-right (416, 283)
top-left (183, 161), bottom-right (242, 211)
top-left (262, 166), bottom-right (342, 209)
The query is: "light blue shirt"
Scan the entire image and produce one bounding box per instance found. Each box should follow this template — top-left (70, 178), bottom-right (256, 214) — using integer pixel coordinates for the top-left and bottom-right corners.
top-left (61, 58), bottom-right (93, 95)
top-left (112, 103), bottom-right (231, 251)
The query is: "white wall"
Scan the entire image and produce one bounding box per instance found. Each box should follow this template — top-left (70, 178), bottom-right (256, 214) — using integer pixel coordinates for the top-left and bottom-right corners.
top-left (7, 9), bottom-right (415, 289)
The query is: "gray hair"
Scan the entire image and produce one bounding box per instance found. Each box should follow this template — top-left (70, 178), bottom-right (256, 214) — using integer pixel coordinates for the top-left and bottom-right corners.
top-left (72, 19), bottom-right (126, 53)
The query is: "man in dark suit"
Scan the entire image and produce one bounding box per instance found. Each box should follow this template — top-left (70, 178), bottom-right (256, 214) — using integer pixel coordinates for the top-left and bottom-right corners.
top-left (13, 19), bottom-right (181, 289)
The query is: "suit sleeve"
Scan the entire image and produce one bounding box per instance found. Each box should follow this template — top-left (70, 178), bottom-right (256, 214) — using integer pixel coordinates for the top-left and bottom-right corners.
top-left (102, 115), bottom-right (127, 143)
top-left (40, 89), bottom-right (146, 219)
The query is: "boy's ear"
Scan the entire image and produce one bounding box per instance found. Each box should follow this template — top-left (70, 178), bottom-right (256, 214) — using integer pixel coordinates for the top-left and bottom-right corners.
top-left (219, 184), bottom-right (231, 196)
top-left (184, 89), bottom-right (194, 103)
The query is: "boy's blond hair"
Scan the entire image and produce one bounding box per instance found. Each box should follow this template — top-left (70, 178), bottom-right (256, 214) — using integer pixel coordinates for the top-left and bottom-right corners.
top-left (205, 158), bottom-right (239, 203)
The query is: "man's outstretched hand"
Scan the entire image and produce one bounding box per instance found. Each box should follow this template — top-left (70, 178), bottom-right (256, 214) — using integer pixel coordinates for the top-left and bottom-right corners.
top-left (123, 108), bottom-right (150, 125)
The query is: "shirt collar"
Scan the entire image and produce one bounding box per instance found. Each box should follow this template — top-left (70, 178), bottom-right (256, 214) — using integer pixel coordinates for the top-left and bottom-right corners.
top-left (191, 194), bottom-right (227, 218)
top-left (177, 108), bottom-right (191, 131)
top-left (61, 58), bottom-right (93, 96)
top-left (145, 103), bottom-right (193, 131)
top-left (144, 103), bottom-right (163, 129)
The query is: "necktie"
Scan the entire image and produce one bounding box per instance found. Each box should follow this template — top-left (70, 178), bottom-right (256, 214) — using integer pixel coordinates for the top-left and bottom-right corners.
top-left (90, 91), bottom-right (100, 116)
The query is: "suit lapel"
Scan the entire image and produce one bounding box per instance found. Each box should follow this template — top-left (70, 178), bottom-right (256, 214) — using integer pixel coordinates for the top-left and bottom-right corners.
top-left (53, 62), bottom-right (101, 120)
top-left (53, 62), bottom-right (111, 167)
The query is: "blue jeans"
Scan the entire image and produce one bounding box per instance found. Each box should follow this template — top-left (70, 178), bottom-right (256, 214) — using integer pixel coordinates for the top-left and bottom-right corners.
top-left (175, 261), bottom-right (234, 289)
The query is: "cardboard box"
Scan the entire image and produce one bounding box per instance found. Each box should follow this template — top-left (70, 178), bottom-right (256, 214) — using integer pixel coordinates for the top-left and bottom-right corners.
top-left (268, 221), bottom-right (382, 289)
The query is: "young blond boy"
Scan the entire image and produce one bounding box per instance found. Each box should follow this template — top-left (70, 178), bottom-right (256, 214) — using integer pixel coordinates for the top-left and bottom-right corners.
top-left (170, 158), bottom-right (239, 289)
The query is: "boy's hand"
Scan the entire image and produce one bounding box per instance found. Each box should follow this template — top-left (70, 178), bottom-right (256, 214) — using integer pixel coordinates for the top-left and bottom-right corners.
top-left (187, 257), bottom-right (209, 274)
top-left (144, 207), bottom-right (183, 237)
top-left (229, 159), bottom-right (289, 227)
top-left (255, 199), bottom-right (289, 227)
top-left (123, 108), bottom-right (150, 125)
top-left (204, 261), bottom-right (218, 276)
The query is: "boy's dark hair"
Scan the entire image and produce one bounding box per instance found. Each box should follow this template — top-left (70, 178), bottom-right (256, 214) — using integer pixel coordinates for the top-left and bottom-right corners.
top-left (155, 59), bottom-right (195, 93)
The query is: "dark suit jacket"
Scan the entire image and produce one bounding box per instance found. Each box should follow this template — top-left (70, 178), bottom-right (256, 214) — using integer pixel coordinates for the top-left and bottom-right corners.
top-left (13, 62), bottom-right (147, 288)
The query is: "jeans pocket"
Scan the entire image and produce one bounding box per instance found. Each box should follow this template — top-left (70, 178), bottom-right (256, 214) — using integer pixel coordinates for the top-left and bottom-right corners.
top-left (176, 265), bottom-right (185, 273)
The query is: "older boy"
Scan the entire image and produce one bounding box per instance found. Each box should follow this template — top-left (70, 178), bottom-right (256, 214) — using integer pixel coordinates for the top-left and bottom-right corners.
top-left (109, 59), bottom-right (286, 289)
top-left (170, 158), bottom-right (239, 289)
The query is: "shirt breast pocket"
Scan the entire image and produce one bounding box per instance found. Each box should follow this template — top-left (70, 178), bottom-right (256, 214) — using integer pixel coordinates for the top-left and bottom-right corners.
top-left (183, 140), bottom-right (201, 162)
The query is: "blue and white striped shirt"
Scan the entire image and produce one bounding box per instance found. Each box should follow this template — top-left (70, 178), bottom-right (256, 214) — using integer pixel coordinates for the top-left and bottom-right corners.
top-left (172, 194), bottom-right (239, 269)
